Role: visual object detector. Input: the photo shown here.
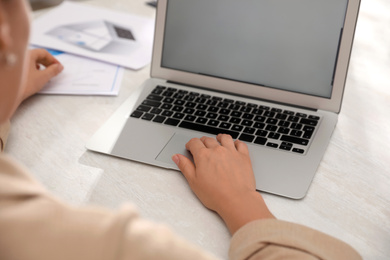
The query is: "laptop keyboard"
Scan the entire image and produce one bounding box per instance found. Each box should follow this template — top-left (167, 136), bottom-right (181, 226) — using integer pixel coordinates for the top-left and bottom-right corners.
top-left (130, 85), bottom-right (321, 155)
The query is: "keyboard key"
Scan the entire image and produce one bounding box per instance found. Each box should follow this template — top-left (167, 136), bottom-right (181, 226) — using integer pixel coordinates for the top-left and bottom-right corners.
top-left (150, 108), bottom-right (162, 114)
top-left (292, 148), bottom-right (305, 154)
top-left (266, 118), bottom-right (278, 125)
top-left (218, 115), bottom-right (229, 121)
top-left (243, 113), bottom-right (254, 120)
top-left (268, 132), bottom-right (280, 139)
top-left (163, 97), bottom-right (174, 103)
top-left (264, 111), bottom-right (275, 117)
top-left (142, 100), bottom-right (161, 107)
top-left (308, 115), bottom-right (320, 120)
top-left (288, 116), bottom-right (300, 122)
top-left (184, 115), bottom-right (196, 122)
top-left (254, 137), bottom-right (267, 145)
top-left (219, 109), bottom-right (231, 115)
top-left (208, 120), bottom-right (219, 126)
top-left (183, 108), bottom-right (195, 114)
top-left (267, 142), bottom-right (278, 148)
top-left (242, 120), bottom-right (253, 127)
top-left (164, 118), bottom-right (180, 126)
top-left (271, 108), bottom-right (282, 113)
top-left (136, 105), bottom-right (151, 112)
top-left (232, 125), bottom-right (244, 132)
top-left (254, 116), bottom-right (266, 122)
top-left (277, 127), bottom-right (290, 135)
top-left (296, 113), bottom-right (307, 117)
top-left (185, 102), bottom-right (197, 108)
top-left (179, 121), bottom-right (239, 139)
top-left (162, 90), bottom-right (174, 97)
top-left (174, 100), bottom-right (185, 106)
top-left (173, 113), bottom-right (185, 119)
top-left (130, 111), bottom-right (143, 118)
top-left (290, 130), bottom-right (303, 137)
top-left (235, 101), bottom-right (246, 106)
top-left (239, 133), bottom-right (255, 142)
top-left (229, 117), bottom-right (241, 124)
top-left (220, 122), bottom-right (232, 129)
top-left (231, 111), bottom-right (242, 117)
top-left (279, 142), bottom-right (293, 151)
top-left (146, 94), bottom-right (163, 101)
top-left (161, 104), bottom-right (173, 110)
top-left (280, 135), bottom-right (309, 146)
top-left (195, 110), bottom-right (206, 117)
top-left (153, 116), bottom-right (166, 123)
top-left (291, 123), bottom-right (303, 130)
top-left (275, 113), bottom-right (287, 120)
top-left (256, 130), bottom-right (268, 137)
top-left (278, 120), bottom-right (290, 127)
top-left (243, 127), bottom-right (256, 134)
top-left (300, 118), bottom-right (318, 126)
top-left (162, 110), bottom-right (174, 117)
top-left (196, 117), bottom-right (208, 124)
top-left (207, 106), bottom-right (219, 112)
top-left (196, 104), bottom-right (208, 110)
top-left (217, 102), bottom-right (229, 108)
top-left (253, 122), bottom-right (265, 129)
top-left (240, 106), bottom-right (252, 113)
top-left (142, 113), bottom-right (154, 121)
top-left (172, 106), bottom-right (184, 112)
top-left (206, 112), bottom-right (218, 119)
top-left (167, 87), bottom-right (177, 92)
top-left (265, 125), bottom-right (277, 131)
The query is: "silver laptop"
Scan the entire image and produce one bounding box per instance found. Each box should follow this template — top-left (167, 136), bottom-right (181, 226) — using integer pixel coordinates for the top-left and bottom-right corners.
top-left (86, 0), bottom-right (360, 199)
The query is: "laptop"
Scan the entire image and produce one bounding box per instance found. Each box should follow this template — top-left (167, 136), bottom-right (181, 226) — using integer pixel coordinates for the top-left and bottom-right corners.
top-left (86, 0), bottom-right (360, 199)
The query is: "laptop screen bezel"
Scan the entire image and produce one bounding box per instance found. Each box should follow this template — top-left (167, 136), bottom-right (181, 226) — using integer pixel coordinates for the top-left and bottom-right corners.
top-left (151, 0), bottom-right (360, 113)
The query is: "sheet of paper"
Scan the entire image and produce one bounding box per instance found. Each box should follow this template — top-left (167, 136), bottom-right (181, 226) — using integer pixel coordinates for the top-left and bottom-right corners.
top-left (31, 1), bottom-right (154, 70)
top-left (38, 48), bottom-right (124, 96)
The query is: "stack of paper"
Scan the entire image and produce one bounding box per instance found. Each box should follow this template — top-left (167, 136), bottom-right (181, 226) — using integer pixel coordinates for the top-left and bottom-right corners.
top-left (31, 1), bottom-right (155, 95)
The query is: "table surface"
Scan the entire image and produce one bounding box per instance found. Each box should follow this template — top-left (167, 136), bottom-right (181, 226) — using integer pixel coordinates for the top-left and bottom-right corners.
top-left (7, 1), bottom-right (390, 259)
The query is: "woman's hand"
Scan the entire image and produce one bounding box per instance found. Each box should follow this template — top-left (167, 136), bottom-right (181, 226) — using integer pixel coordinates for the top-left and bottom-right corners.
top-left (21, 49), bottom-right (63, 101)
top-left (172, 134), bottom-right (274, 234)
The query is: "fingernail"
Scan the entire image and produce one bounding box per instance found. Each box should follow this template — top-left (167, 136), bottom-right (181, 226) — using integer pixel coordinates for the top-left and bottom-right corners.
top-left (171, 154), bottom-right (180, 165)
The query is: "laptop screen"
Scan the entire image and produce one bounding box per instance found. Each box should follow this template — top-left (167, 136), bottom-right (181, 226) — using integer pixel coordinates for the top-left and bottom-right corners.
top-left (161, 0), bottom-right (349, 99)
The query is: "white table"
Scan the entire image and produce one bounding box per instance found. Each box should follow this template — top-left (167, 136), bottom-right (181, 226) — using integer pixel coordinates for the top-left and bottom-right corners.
top-left (7, 1), bottom-right (390, 259)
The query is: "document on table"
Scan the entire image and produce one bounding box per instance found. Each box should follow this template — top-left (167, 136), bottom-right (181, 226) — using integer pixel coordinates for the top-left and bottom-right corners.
top-left (31, 1), bottom-right (154, 70)
top-left (39, 48), bottom-right (124, 96)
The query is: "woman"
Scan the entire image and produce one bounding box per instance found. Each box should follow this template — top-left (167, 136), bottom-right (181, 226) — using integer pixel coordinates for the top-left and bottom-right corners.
top-left (0, 0), bottom-right (361, 259)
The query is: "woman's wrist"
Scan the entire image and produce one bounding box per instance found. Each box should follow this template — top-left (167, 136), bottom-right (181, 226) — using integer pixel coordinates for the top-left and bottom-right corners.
top-left (217, 191), bottom-right (275, 234)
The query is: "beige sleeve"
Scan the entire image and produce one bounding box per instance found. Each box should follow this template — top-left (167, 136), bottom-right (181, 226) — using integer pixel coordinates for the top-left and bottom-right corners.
top-left (0, 120), bottom-right (10, 152)
top-left (0, 155), bottom-right (361, 260)
top-left (0, 155), bottom-right (217, 260)
top-left (229, 219), bottom-right (362, 260)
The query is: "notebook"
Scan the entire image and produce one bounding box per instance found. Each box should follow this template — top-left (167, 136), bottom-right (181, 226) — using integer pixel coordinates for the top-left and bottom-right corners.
top-left (86, 0), bottom-right (360, 199)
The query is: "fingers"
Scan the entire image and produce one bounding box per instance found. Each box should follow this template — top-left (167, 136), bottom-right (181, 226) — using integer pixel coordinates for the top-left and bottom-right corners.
top-left (185, 137), bottom-right (206, 154)
top-left (172, 153), bottom-right (196, 183)
top-left (216, 134), bottom-right (236, 150)
top-left (29, 49), bottom-right (60, 67)
top-left (235, 139), bottom-right (249, 155)
top-left (200, 136), bottom-right (220, 148)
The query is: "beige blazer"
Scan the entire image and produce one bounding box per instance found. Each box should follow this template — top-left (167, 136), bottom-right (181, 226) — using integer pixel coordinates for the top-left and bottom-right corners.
top-left (0, 122), bottom-right (361, 260)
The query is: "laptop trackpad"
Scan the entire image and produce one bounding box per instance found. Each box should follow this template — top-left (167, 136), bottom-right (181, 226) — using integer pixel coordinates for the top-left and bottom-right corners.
top-left (156, 133), bottom-right (194, 166)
